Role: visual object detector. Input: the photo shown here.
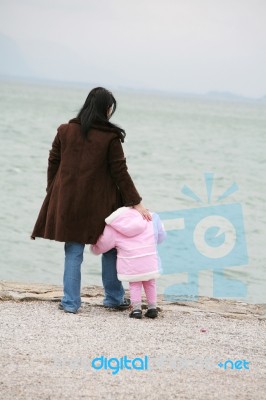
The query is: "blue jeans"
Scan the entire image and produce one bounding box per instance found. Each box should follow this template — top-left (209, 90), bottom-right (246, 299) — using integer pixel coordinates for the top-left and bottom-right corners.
top-left (61, 243), bottom-right (125, 312)
top-left (101, 248), bottom-right (125, 307)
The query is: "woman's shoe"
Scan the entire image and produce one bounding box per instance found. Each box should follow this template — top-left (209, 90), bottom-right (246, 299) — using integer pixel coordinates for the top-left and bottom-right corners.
top-left (145, 308), bottom-right (158, 319)
top-left (104, 298), bottom-right (131, 310)
top-left (129, 309), bottom-right (142, 319)
top-left (58, 303), bottom-right (77, 314)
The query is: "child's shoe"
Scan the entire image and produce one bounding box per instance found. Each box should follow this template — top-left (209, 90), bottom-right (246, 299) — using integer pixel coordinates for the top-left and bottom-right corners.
top-left (145, 308), bottom-right (158, 319)
top-left (129, 309), bottom-right (142, 319)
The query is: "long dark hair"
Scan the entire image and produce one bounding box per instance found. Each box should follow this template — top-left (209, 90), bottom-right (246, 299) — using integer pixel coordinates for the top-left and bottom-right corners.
top-left (76, 87), bottom-right (126, 142)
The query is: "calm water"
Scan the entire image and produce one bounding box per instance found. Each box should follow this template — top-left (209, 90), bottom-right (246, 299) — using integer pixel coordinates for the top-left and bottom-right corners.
top-left (0, 80), bottom-right (265, 303)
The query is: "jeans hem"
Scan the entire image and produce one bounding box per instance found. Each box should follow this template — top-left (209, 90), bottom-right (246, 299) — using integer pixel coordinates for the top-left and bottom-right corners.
top-left (103, 302), bottom-right (123, 307)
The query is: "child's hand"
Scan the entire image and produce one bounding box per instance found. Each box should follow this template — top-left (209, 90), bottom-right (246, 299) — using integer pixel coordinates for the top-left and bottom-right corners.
top-left (133, 203), bottom-right (152, 221)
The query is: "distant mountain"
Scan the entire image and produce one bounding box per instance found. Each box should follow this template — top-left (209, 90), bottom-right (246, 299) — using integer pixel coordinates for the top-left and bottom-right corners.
top-left (1, 32), bottom-right (265, 101)
top-left (205, 91), bottom-right (251, 101)
top-left (0, 32), bottom-right (33, 77)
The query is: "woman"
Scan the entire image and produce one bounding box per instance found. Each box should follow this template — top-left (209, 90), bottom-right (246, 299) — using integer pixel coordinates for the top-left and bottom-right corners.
top-left (31, 87), bottom-right (151, 313)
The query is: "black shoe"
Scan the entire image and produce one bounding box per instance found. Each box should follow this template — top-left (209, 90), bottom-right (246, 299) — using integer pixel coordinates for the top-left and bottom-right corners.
top-left (104, 298), bottom-right (131, 310)
top-left (58, 303), bottom-right (77, 314)
top-left (145, 308), bottom-right (158, 319)
top-left (129, 309), bottom-right (142, 319)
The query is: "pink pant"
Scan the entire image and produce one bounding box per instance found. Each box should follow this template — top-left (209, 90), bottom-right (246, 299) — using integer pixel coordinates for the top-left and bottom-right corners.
top-left (129, 279), bottom-right (157, 305)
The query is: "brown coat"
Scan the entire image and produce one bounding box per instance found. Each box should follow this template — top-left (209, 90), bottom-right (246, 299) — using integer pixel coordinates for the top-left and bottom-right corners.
top-left (31, 119), bottom-right (142, 244)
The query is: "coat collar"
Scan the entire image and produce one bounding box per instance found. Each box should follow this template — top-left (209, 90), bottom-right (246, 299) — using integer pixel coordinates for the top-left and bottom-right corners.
top-left (69, 117), bottom-right (81, 124)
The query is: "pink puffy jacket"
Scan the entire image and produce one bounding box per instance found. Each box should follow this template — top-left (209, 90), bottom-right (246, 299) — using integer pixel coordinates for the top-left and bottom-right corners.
top-left (91, 207), bottom-right (166, 282)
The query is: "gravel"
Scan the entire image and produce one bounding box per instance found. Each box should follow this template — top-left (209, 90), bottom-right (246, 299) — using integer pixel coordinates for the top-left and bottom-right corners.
top-left (0, 300), bottom-right (265, 400)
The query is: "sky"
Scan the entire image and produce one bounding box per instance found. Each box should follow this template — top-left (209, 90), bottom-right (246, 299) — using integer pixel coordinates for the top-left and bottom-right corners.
top-left (0, 0), bottom-right (266, 98)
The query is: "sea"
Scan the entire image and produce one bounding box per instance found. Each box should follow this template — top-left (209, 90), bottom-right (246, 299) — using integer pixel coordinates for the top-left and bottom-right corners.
top-left (0, 79), bottom-right (265, 304)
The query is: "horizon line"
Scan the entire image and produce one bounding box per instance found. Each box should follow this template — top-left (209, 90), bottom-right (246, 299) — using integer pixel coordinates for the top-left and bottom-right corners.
top-left (0, 73), bottom-right (265, 102)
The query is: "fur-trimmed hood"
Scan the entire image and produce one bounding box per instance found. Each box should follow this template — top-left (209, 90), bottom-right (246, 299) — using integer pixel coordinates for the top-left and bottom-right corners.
top-left (105, 207), bottom-right (147, 237)
top-left (91, 207), bottom-right (166, 282)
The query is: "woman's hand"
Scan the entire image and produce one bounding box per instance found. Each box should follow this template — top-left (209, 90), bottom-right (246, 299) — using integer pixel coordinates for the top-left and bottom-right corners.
top-left (133, 203), bottom-right (152, 221)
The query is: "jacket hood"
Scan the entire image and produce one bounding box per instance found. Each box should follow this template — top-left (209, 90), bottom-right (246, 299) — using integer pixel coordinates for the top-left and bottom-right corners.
top-left (105, 207), bottom-right (147, 237)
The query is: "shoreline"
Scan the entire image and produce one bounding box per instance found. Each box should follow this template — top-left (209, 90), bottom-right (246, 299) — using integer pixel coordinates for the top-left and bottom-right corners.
top-left (0, 280), bottom-right (265, 320)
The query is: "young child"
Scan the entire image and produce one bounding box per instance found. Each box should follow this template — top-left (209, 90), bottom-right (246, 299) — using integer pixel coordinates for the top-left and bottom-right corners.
top-left (91, 207), bottom-right (166, 319)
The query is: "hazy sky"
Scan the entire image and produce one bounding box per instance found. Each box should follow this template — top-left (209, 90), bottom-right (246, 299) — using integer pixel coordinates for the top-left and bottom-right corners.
top-left (1, 0), bottom-right (266, 97)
